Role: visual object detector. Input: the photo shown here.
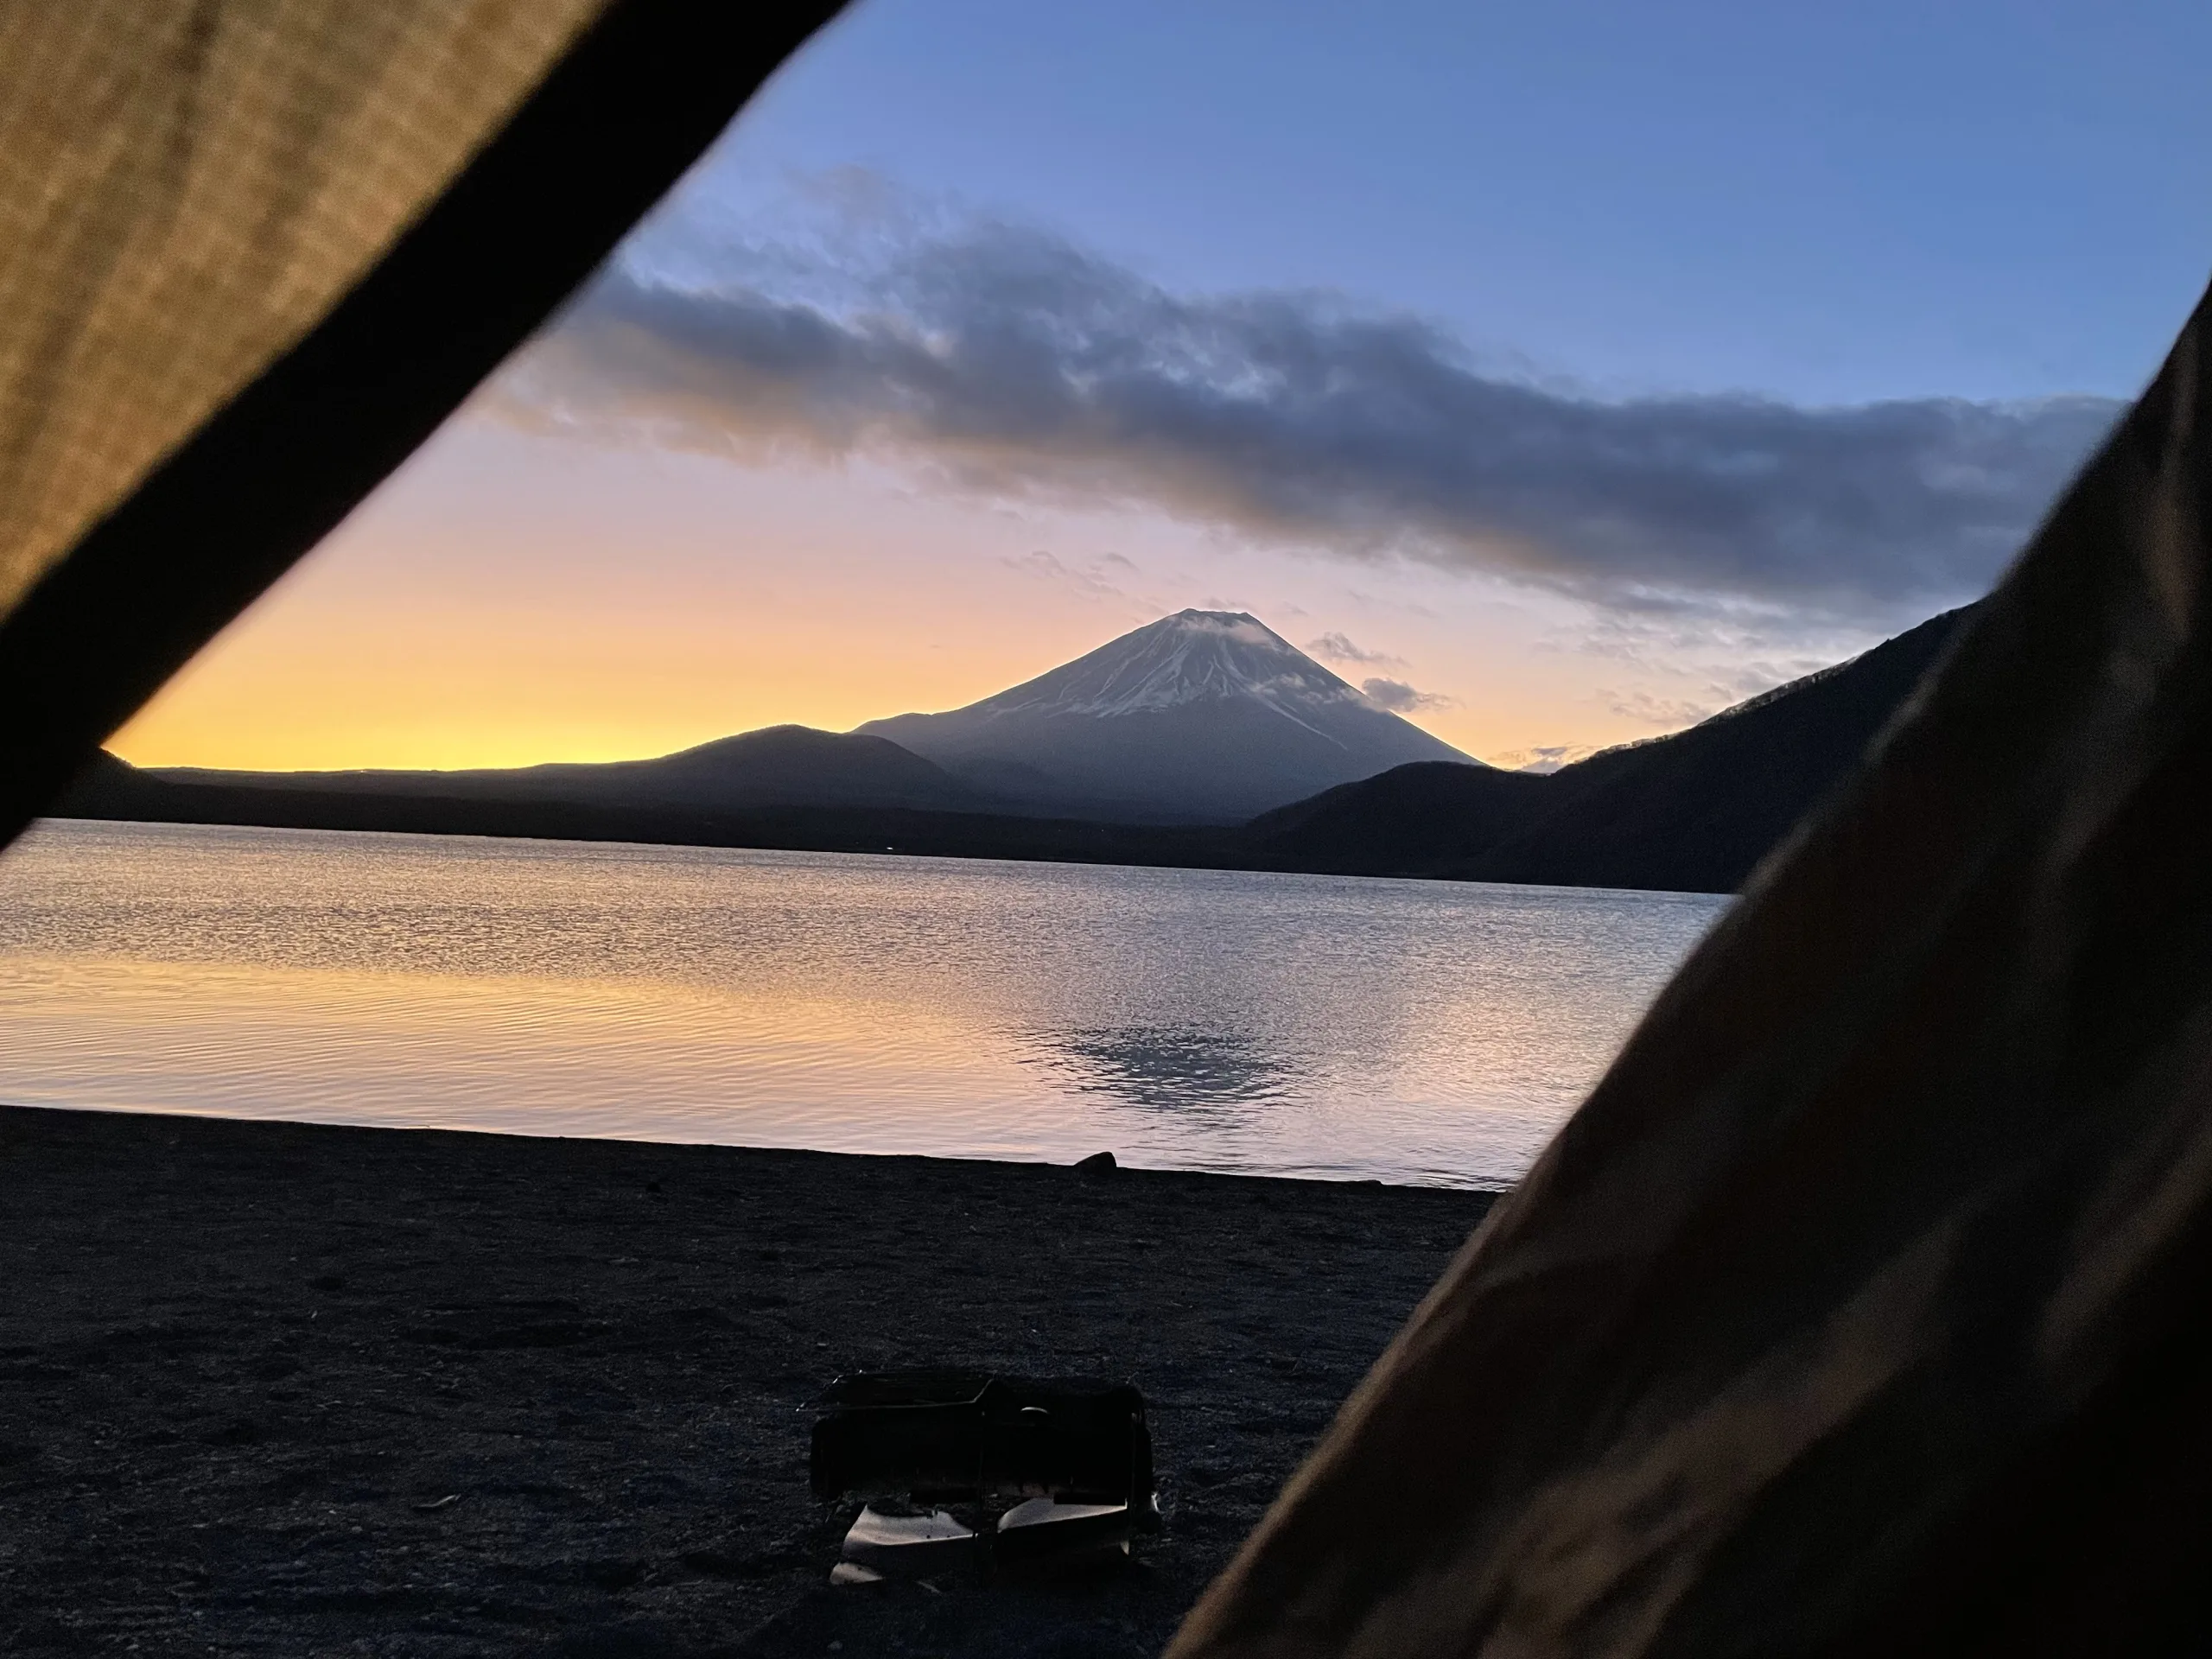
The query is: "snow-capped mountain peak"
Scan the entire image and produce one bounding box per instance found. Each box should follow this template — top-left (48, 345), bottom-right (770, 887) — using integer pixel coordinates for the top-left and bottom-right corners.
top-left (976, 609), bottom-right (1369, 721)
top-left (857, 609), bottom-right (1478, 823)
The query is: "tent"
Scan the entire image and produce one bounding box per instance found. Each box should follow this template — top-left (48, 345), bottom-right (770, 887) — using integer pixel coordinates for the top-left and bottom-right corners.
top-left (0, 0), bottom-right (841, 847)
top-left (6, 7), bottom-right (2210, 1653)
top-left (1167, 286), bottom-right (2212, 1658)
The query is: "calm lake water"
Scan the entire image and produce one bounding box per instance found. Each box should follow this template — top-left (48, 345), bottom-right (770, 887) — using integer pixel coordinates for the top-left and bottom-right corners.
top-left (0, 819), bottom-right (1726, 1187)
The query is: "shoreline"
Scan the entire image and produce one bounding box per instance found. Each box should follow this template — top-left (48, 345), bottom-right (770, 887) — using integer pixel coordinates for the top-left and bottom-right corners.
top-left (0, 1096), bottom-right (1518, 1195)
top-left (51, 741), bottom-right (1747, 894)
top-left (0, 1106), bottom-right (1493, 1656)
top-left (19, 811), bottom-right (1726, 908)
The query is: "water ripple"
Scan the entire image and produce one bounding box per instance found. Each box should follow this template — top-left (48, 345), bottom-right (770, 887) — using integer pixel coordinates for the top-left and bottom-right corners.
top-left (0, 820), bottom-right (1727, 1186)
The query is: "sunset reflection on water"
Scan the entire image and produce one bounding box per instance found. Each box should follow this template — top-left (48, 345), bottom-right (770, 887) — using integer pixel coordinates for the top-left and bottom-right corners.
top-left (0, 820), bottom-right (1725, 1187)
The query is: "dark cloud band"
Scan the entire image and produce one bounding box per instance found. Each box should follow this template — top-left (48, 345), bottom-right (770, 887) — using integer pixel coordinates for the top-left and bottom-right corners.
top-left (499, 220), bottom-right (2122, 618)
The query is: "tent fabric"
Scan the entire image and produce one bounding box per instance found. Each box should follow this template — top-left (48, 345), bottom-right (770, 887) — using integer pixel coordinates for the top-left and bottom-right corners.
top-left (1168, 283), bottom-right (2212, 1658)
top-left (0, 0), bottom-right (607, 622)
top-left (13, 8), bottom-right (2212, 1653)
top-left (0, 0), bottom-right (843, 849)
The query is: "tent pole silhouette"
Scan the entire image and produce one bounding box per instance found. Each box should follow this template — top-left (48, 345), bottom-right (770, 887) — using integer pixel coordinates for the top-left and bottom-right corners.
top-left (0, 0), bottom-right (844, 849)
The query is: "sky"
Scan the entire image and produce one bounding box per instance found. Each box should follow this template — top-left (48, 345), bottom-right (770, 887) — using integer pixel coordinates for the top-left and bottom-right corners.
top-left (114, 0), bottom-right (2212, 772)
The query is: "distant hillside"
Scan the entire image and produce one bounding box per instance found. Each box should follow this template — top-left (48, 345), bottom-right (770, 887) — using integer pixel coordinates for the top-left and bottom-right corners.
top-left (1240, 762), bottom-right (1554, 871)
top-left (54, 607), bottom-right (1974, 894)
top-left (860, 609), bottom-right (1475, 822)
top-left (111, 611), bottom-right (1476, 830)
top-left (145, 725), bottom-right (994, 816)
top-left (55, 754), bottom-right (1236, 870)
top-left (1244, 605), bottom-right (1974, 892)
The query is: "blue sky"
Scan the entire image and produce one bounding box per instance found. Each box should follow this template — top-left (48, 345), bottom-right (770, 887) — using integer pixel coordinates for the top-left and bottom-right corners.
top-left (118, 0), bottom-right (2212, 772)
top-left (702, 0), bottom-right (2212, 404)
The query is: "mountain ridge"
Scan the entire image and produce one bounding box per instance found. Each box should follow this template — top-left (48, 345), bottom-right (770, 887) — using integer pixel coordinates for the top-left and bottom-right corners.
top-left (1242, 605), bottom-right (1973, 891)
top-left (132, 613), bottom-right (1475, 828)
top-left (858, 609), bottom-right (1476, 822)
top-left (55, 606), bottom-right (1977, 894)
top-left (144, 723), bottom-right (995, 816)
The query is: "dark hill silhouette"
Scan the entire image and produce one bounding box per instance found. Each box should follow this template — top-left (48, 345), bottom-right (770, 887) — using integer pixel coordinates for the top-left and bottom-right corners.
top-left (147, 724), bottom-right (993, 815)
top-left (114, 607), bottom-right (1478, 830)
top-left (54, 753), bottom-right (1232, 869)
top-left (56, 607), bottom-right (1973, 894)
top-left (1242, 761), bottom-right (1553, 871)
top-left (1244, 604), bottom-right (1974, 892)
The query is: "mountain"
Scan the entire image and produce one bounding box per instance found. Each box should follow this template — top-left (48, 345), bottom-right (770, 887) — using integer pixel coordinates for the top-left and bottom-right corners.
top-left (147, 725), bottom-right (991, 815)
top-left (53, 609), bottom-right (1974, 896)
top-left (106, 613), bottom-right (1471, 827)
top-left (859, 610), bottom-right (1476, 822)
top-left (57, 748), bottom-right (1236, 868)
top-left (1244, 604), bottom-right (1975, 893)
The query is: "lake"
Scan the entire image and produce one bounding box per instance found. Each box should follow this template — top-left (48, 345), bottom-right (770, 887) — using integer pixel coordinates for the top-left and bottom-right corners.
top-left (0, 819), bottom-right (1726, 1187)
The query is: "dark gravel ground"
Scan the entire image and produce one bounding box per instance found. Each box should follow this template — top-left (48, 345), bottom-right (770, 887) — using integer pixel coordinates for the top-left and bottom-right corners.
top-left (0, 1106), bottom-right (1493, 1657)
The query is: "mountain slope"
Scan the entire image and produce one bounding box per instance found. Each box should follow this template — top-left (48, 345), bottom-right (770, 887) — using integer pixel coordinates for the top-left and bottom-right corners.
top-left (54, 611), bottom-right (1973, 896)
top-left (149, 725), bottom-right (991, 815)
top-left (860, 610), bottom-right (1475, 822)
top-left (1246, 605), bottom-right (1974, 892)
top-left (1242, 761), bottom-right (1554, 871)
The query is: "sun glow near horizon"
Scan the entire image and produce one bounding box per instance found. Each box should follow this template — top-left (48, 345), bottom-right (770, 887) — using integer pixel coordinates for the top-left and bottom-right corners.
top-left (108, 422), bottom-right (1783, 776)
top-left (92, 0), bottom-right (2211, 780)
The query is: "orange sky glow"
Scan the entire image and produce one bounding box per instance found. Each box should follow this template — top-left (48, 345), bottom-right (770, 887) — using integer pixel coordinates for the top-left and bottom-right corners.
top-left (116, 431), bottom-right (1062, 770)
top-left (109, 418), bottom-right (1869, 776)
top-left (95, 0), bottom-right (2190, 784)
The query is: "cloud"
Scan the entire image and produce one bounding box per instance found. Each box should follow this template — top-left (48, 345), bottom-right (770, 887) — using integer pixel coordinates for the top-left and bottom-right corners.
top-left (494, 207), bottom-right (2124, 620)
top-left (1603, 688), bottom-right (1726, 727)
top-left (1306, 630), bottom-right (1405, 668)
top-left (1361, 676), bottom-right (1455, 713)
top-left (1485, 744), bottom-right (1600, 773)
top-left (1002, 549), bottom-right (1135, 600)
